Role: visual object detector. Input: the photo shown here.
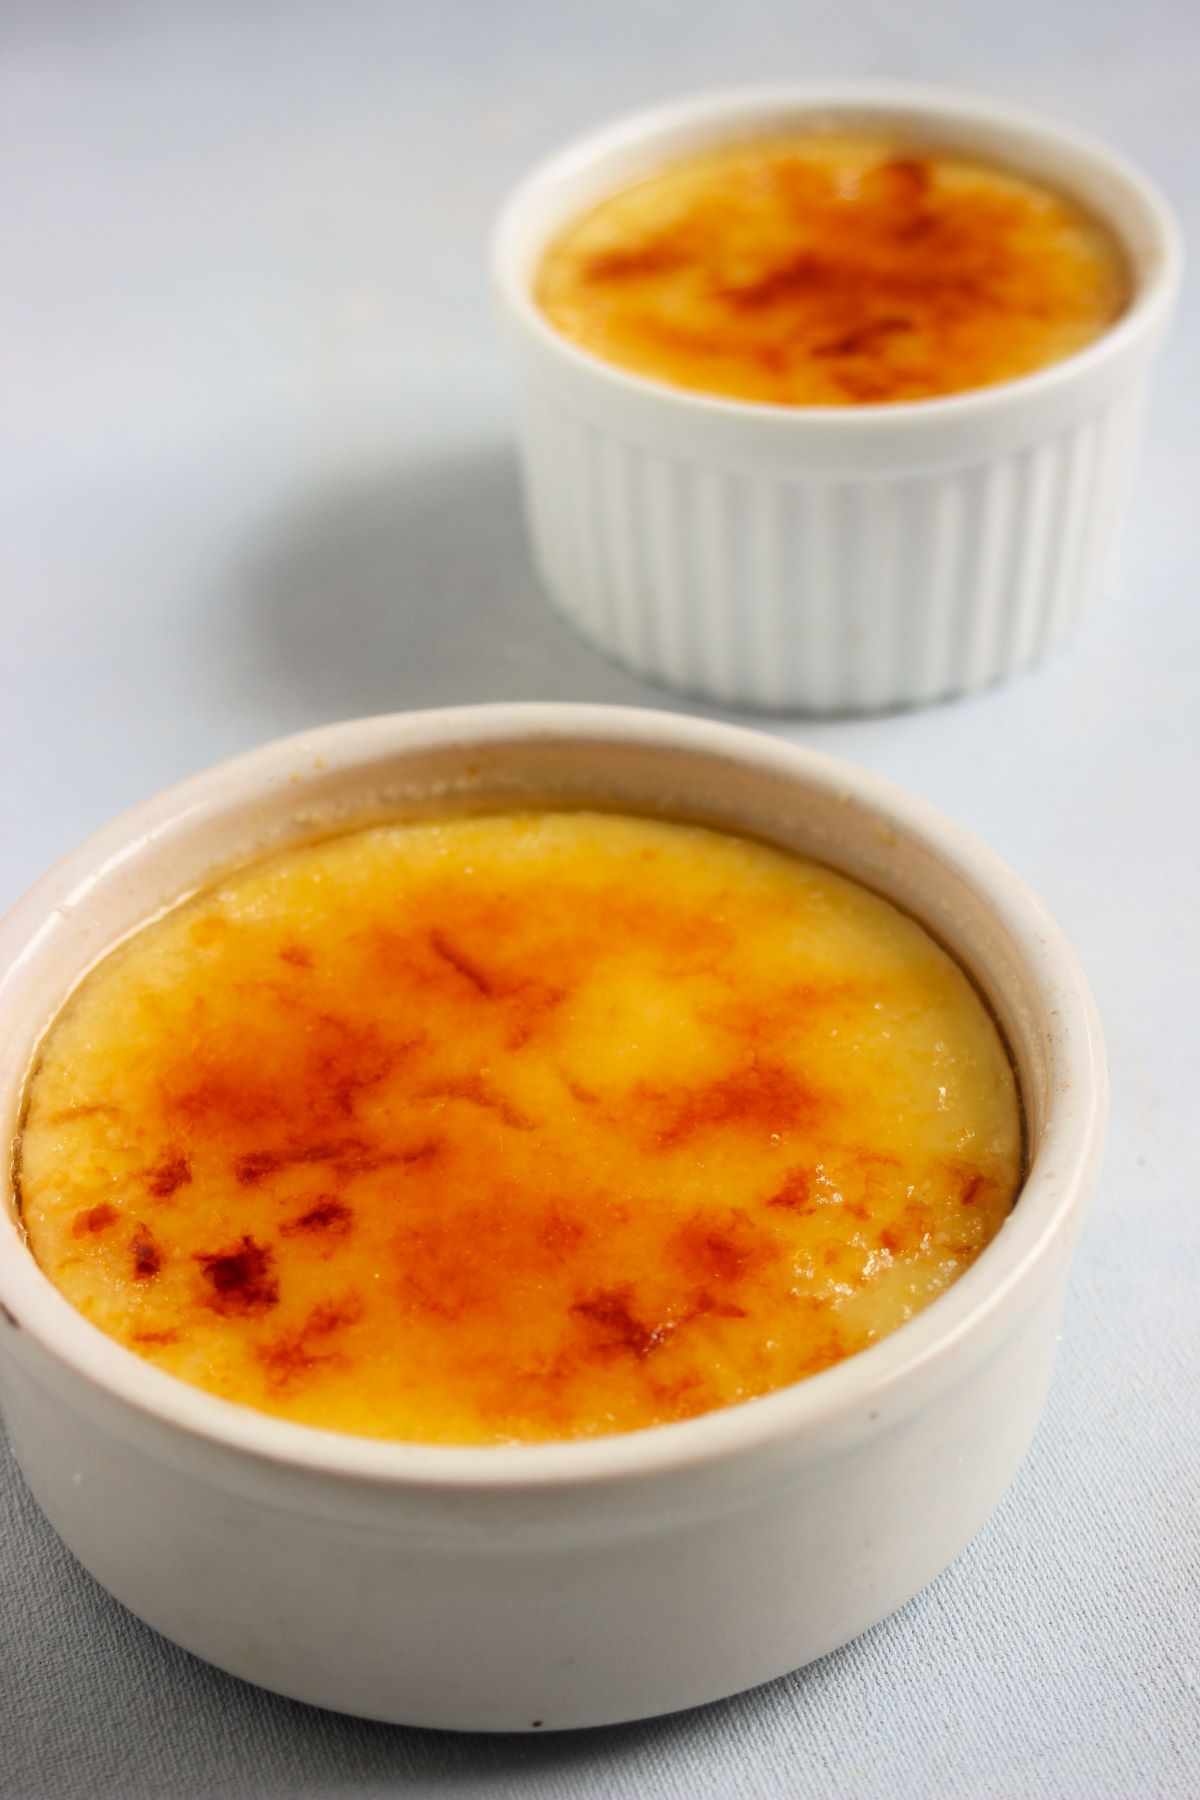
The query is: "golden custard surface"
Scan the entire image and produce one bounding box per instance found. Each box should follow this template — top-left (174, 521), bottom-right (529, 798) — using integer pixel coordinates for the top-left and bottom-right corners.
top-left (20, 813), bottom-right (1021, 1444)
top-left (536, 133), bottom-right (1127, 405)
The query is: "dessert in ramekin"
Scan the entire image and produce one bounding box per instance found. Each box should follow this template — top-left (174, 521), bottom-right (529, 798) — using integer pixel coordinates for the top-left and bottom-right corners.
top-left (17, 811), bottom-right (1024, 1447)
top-left (0, 706), bottom-right (1105, 1729)
top-left (493, 84), bottom-right (1181, 712)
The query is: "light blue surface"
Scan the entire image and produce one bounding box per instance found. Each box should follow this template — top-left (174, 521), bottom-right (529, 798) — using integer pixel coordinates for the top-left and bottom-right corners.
top-left (2, 3), bottom-right (1198, 1794)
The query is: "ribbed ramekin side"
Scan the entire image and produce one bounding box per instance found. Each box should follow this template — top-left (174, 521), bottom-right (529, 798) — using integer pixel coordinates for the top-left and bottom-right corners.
top-left (512, 378), bottom-right (1152, 713)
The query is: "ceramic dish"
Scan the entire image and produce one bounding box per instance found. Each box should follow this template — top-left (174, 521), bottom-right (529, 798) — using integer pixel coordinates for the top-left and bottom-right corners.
top-left (493, 83), bottom-right (1181, 712)
top-left (0, 704), bottom-right (1106, 1730)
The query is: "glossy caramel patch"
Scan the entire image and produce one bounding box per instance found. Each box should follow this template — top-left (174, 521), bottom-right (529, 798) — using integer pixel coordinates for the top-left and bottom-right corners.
top-left (18, 812), bottom-right (1022, 1444)
top-left (536, 133), bottom-right (1127, 405)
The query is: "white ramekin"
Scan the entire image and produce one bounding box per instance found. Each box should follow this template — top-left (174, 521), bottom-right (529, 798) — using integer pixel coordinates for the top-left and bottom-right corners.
top-left (0, 705), bottom-right (1105, 1730)
top-left (493, 84), bottom-right (1181, 712)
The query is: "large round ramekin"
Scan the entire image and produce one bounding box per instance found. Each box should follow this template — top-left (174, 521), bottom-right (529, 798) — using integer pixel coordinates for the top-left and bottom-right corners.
top-left (493, 84), bottom-right (1181, 712)
top-left (0, 705), bottom-right (1105, 1731)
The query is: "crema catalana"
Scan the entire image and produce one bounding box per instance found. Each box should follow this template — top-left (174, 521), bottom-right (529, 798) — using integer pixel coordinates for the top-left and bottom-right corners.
top-left (18, 812), bottom-right (1022, 1444)
top-left (536, 132), bottom-right (1127, 406)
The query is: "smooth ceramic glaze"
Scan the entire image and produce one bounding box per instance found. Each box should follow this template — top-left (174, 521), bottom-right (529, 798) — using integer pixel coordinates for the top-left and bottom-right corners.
top-left (494, 84), bottom-right (1181, 711)
top-left (0, 705), bottom-right (1107, 1730)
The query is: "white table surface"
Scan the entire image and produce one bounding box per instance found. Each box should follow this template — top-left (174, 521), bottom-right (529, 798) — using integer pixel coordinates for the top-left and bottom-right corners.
top-left (2, 2), bottom-right (1198, 1795)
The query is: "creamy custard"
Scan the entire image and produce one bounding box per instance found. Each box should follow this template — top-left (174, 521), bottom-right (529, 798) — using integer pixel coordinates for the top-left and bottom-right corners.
top-left (18, 813), bottom-right (1022, 1444)
top-left (536, 133), bottom-right (1128, 405)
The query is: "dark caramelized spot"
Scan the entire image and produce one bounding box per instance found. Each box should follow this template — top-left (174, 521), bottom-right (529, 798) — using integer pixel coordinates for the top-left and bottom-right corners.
top-left (176, 1069), bottom-right (279, 1131)
top-left (130, 1223), bottom-right (163, 1280)
top-left (426, 928), bottom-right (568, 1051)
top-left (650, 1059), bottom-right (820, 1148)
top-left (278, 1138), bottom-right (442, 1181)
top-left (234, 1138), bottom-right (365, 1186)
top-left (281, 1195), bottom-right (354, 1238)
top-left (571, 1286), bottom-right (667, 1360)
top-left (429, 929), bottom-right (495, 997)
top-left (944, 1163), bottom-right (988, 1207)
top-left (278, 943), bottom-right (314, 968)
top-left (813, 315), bottom-right (912, 359)
top-left (146, 1151), bottom-right (191, 1198)
top-left (173, 1012), bottom-right (415, 1147)
top-left (718, 249), bottom-right (827, 311)
top-left (132, 1326), bottom-right (179, 1346)
top-left (672, 1209), bottom-right (779, 1286)
top-left (73, 1202), bottom-right (119, 1237)
top-left (395, 1139), bottom-right (442, 1169)
top-left (234, 1148), bottom-right (288, 1186)
top-left (540, 1209), bottom-right (586, 1255)
top-left (583, 242), bottom-right (692, 282)
top-left (258, 1299), bottom-right (361, 1388)
top-left (766, 1167), bottom-right (815, 1213)
top-left (871, 155), bottom-right (932, 209)
top-left (196, 1235), bottom-right (279, 1316)
top-left (311, 1013), bottom-right (406, 1119)
top-left (878, 1197), bottom-right (936, 1258)
top-left (421, 1075), bottom-right (533, 1131)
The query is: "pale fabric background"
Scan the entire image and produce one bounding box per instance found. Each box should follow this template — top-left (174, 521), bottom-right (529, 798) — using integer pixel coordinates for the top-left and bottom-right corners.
top-left (1, 1), bottom-right (1197, 1794)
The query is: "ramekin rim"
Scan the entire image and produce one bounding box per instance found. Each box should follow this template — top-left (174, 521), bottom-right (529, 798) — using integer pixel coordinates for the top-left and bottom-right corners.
top-left (491, 78), bottom-right (1183, 429)
top-left (0, 703), bottom-right (1107, 1492)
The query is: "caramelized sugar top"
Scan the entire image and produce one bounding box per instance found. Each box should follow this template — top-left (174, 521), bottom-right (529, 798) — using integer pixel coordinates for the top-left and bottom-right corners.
top-left (536, 133), bottom-right (1128, 405)
top-left (19, 813), bottom-right (1022, 1444)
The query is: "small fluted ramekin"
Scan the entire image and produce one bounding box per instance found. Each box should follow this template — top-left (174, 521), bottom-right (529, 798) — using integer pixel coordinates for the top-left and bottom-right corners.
top-left (493, 83), bottom-right (1181, 712)
top-left (0, 706), bottom-right (1105, 1729)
